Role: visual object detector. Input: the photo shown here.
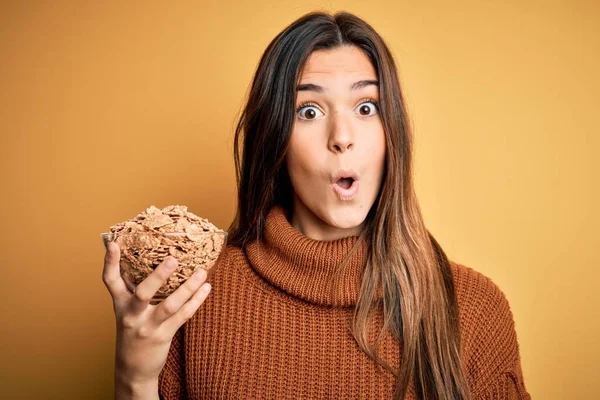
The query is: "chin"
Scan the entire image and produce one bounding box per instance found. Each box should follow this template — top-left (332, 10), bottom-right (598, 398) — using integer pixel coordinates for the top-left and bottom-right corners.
top-left (320, 203), bottom-right (369, 230)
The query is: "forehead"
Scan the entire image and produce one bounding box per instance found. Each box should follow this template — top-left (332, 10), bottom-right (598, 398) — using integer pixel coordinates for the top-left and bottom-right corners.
top-left (299, 45), bottom-right (377, 82)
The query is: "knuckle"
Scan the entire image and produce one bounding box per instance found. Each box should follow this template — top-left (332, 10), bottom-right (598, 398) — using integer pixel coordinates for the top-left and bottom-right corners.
top-left (161, 300), bottom-right (179, 316)
top-left (180, 308), bottom-right (195, 321)
top-left (102, 274), bottom-right (115, 288)
top-left (185, 279), bottom-right (201, 293)
top-left (134, 290), bottom-right (152, 302)
top-left (121, 315), bottom-right (136, 329)
top-left (181, 302), bottom-right (198, 321)
top-left (135, 325), bottom-right (153, 339)
top-left (154, 268), bottom-right (170, 282)
top-left (156, 330), bottom-right (173, 344)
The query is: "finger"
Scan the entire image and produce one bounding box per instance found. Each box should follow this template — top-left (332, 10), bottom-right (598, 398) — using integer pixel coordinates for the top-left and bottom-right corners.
top-left (102, 242), bottom-right (129, 299)
top-left (129, 256), bottom-right (179, 313)
top-left (162, 281), bottom-right (212, 337)
top-left (151, 268), bottom-right (208, 327)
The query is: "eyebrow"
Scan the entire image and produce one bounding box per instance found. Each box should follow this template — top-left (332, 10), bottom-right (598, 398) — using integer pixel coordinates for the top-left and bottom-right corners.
top-left (296, 80), bottom-right (379, 93)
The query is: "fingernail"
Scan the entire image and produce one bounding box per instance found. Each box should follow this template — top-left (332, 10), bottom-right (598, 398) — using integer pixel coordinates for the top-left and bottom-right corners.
top-left (194, 269), bottom-right (206, 281)
top-left (201, 283), bottom-right (211, 294)
top-left (165, 258), bottom-right (177, 270)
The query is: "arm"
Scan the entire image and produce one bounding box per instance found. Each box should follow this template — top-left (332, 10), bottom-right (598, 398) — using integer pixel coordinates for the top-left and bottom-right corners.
top-left (459, 268), bottom-right (531, 399)
top-left (103, 243), bottom-right (208, 400)
top-left (115, 377), bottom-right (160, 400)
top-left (473, 356), bottom-right (530, 399)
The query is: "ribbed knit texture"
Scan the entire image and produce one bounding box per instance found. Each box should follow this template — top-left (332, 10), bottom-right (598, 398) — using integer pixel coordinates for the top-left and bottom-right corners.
top-left (158, 206), bottom-right (530, 399)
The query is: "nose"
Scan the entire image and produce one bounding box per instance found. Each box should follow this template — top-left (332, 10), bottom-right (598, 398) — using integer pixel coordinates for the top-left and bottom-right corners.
top-left (327, 110), bottom-right (354, 153)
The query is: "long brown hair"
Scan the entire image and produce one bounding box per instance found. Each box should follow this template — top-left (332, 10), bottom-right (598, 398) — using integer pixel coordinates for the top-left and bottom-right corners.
top-left (227, 11), bottom-right (471, 399)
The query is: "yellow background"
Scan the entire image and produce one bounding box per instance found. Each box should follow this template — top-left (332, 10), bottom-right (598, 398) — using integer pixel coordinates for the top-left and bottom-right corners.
top-left (1, 1), bottom-right (598, 398)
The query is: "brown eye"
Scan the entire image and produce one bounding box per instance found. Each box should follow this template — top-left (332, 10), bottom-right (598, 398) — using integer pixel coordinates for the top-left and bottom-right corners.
top-left (297, 105), bottom-right (324, 120)
top-left (356, 101), bottom-right (378, 117)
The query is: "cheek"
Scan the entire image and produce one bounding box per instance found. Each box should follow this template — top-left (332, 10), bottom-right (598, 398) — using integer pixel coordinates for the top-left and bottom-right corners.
top-left (364, 127), bottom-right (387, 171)
top-left (286, 134), bottom-right (319, 185)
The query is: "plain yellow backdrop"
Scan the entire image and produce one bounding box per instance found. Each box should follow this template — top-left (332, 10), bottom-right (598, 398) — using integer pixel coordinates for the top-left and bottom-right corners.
top-left (1, 1), bottom-right (598, 398)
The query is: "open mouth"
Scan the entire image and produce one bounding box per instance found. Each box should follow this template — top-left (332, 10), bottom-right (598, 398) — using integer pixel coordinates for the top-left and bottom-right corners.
top-left (331, 169), bottom-right (360, 200)
top-left (336, 177), bottom-right (355, 189)
top-left (332, 176), bottom-right (359, 201)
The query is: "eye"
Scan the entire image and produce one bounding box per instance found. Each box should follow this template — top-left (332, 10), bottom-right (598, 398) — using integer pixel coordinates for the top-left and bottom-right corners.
top-left (296, 103), bottom-right (324, 121)
top-left (356, 100), bottom-right (379, 116)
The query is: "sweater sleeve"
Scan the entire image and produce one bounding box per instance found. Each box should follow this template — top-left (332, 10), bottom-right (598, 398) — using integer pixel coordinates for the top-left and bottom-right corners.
top-left (456, 265), bottom-right (531, 399)
top-left (475, 360), bottom-right (531, 399)
top-left (158, 326), bottom-right (187, 400)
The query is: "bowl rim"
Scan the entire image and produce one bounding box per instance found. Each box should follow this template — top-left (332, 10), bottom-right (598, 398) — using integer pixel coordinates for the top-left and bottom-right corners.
top-left (100, 231), bottom-right (228, 238)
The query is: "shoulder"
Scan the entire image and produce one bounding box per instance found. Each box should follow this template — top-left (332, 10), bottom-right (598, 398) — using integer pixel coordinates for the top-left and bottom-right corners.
top-left (449, 261), bottom-right (518, 351)
top-left (449, 261), bottom-right (516, 334)
top-left (449, 261), bottom-right (527, 393)
top-left (206, 244), bottom-right (247, 284)
top-left (212, 244), bottom-right (246, 271)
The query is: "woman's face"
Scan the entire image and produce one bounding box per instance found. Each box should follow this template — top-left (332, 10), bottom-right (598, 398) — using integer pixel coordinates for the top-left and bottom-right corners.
top-left (286, 45), bottom-right (386, 241)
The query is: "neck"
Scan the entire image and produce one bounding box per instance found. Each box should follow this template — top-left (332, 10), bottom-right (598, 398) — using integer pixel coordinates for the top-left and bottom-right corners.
top-left (245, 205), bottom-right (370, 307)
top-left (290, 194), bottom-right (364, 241)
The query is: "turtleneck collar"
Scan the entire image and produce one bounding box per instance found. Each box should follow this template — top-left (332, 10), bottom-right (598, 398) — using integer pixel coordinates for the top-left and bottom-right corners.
top-left (244, 205), bottom-right (369, 308)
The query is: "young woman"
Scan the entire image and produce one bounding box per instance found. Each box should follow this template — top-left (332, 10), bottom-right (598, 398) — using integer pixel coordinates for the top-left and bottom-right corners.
top-left (103, 11), bottom-right (530, 400)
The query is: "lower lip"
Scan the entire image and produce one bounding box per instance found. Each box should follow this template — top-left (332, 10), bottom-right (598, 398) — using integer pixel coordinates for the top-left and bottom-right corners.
top-left (332, 180), bottom-right (359, 201)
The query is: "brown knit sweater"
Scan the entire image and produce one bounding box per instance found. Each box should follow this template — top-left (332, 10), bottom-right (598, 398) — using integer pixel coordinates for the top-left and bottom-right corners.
top-left (158, 206), bottom-right (530, 399)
